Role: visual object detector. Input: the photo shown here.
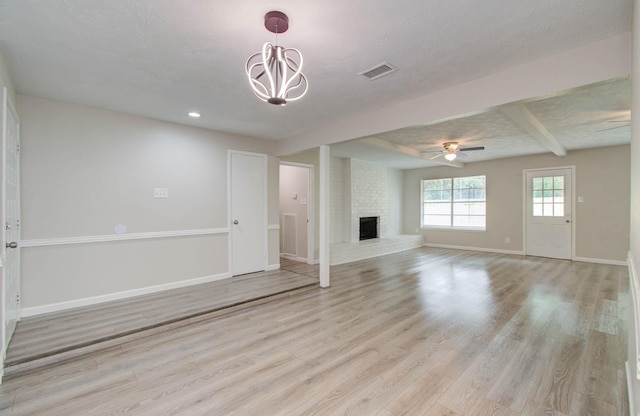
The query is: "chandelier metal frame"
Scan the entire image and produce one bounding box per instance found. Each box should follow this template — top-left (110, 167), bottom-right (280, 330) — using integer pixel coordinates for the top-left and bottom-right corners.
top-left (245, 11), bottom-right (308, 105)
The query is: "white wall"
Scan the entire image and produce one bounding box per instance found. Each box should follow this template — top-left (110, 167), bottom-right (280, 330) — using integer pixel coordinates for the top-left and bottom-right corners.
top-left (330, 157), bottom-right (404, 243)
top-left (349, 159), bottom-right (402, 241)
top-left (18, 95), bottom-right (278, 312)
top-left (330, 156), bottom-right (350, 244)
top-left (267, 155), bottom-right (281, 268)
top-left (0, 47), bottom-right (15, 106)
top-left (387, 167), bottom-right (404, 237)
top-left (404, 145), bottom-right (631, 263)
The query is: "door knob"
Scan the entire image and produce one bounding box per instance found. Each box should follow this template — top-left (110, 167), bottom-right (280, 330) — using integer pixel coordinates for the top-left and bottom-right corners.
top-left (566, 220), bottom-right (571, 223)
top-left (233, 220), bottom-right (239, 225)
top-left (6, 242), bottom-right (17, 249)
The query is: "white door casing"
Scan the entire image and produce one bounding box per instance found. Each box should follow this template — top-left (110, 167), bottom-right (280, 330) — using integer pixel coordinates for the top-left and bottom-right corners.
top-left (2, 87), bottom-right (20, 356)
top-left (229, 151), bottom-right (267, 276)
top-left (525, 167), bottom-right (573, 260)
top-left (279, 162), bottom-right (314, 264)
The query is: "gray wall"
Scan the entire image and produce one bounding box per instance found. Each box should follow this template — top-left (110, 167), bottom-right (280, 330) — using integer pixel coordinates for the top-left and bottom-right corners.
top-left (404, 145), bottom-right (631, 263)
top-left (18, 94), bottom-right (278, 310)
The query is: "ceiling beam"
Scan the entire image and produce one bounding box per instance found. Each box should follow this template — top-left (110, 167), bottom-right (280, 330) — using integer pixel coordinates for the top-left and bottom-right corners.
top-left (360, 137), bottom-right (421, 157)
top-left (500, 103), bottom-right (567, 156)
top-left (360, 137), bottom-right (464, 168)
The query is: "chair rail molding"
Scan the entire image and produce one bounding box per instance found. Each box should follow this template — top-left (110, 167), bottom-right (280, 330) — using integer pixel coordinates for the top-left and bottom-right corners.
top-left (21, 228), bottom-right (229, 248)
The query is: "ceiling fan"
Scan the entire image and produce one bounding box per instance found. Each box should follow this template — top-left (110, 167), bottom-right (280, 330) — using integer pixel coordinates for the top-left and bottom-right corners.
top-left (423, 141), bottom-right (485, 162)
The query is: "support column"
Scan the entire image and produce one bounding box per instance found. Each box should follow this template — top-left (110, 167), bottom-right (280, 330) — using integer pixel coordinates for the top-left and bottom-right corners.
top-left (319, 145), bottom-right (331, 287)
top-left (628, 0), bottom-right (640, 413)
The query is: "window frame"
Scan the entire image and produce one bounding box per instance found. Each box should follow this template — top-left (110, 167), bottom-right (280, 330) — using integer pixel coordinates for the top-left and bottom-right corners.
top-left (420, 175), bottom-right (487, 231)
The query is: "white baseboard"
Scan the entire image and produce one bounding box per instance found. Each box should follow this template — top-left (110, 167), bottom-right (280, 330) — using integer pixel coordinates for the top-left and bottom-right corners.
top-left (573, 256), bottom-right (628, 266)
top-left (21, 272), bottom-right (233, 317)
top-left (280, 254), bottom-right (309, 263)
top-left (280, 254), bottom-right (318, 265)
top-left (265, 264), bottom-right (281, 271)
top-left (423, 244), bottom-right (627, 265)
top-left (423, 243), bottom-right (525, 256)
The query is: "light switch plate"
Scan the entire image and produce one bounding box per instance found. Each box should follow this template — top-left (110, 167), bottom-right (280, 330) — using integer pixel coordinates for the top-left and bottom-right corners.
top-left (153, 188), bottom-right (169, 199)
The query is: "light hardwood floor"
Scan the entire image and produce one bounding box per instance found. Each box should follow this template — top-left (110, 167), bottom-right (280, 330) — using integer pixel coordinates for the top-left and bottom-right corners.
top-left (6, 268), bottom-right (317, 367)
top-left (0, 248), bottom-right (630, 415)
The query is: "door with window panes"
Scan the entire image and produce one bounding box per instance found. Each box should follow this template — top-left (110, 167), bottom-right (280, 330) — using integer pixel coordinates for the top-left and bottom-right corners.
top-left (525, 168), bottom-right (572, 259)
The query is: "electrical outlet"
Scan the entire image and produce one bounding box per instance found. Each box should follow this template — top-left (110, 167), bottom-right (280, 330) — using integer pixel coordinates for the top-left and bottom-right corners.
top-left (153, 188), bottom-right (169, 199)
top-left (505, 237), bottom-right (511, 244)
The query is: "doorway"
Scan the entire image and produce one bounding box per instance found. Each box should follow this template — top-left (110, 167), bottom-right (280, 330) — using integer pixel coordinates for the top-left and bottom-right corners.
top-left (524, 167), bottom-right (574, 260)
top-left (279, 163), bottom-right (314, 264)
top-left (229, 151), bottom-right (267, 275)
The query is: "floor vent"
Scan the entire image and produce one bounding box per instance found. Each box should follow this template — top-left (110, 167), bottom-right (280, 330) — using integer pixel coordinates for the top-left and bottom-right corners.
top-left (359, 62), bottom-right (398, 80)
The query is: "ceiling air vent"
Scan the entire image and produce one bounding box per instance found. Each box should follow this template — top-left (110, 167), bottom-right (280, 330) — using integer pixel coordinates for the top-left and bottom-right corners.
top-left (359, 62), bottom-right (398, 80)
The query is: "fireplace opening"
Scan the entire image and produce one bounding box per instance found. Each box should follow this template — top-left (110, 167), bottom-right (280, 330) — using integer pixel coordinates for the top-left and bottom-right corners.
top-left (359, 217), bottom-right (378, 241)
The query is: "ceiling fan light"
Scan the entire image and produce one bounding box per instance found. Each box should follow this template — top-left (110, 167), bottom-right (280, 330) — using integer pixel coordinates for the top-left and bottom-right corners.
top-left (444, 153), bottom-right (457, 161)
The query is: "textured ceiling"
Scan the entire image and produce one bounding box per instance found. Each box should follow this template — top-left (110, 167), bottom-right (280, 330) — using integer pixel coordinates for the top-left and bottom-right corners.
top-left (0, 0), bottom-right (632, 144)
top-left (331, 78), bottom-right (631, 169)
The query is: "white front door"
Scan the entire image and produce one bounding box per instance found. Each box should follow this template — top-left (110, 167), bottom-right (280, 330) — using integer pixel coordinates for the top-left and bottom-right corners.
top-left (229, 152), bottom-right (266, 275)
top-left (2, 87), bottom-right (20, 353)
top-left (525, 168), bottom-right (572, 259)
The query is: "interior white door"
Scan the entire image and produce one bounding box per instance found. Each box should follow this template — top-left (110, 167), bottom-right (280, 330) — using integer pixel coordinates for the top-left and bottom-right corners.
top-left (525, 168), bottom-right (572, 259)
top-left (2, 87), bottom-right (20, 352)
top-left (230, 152), bottom-right (266, 275)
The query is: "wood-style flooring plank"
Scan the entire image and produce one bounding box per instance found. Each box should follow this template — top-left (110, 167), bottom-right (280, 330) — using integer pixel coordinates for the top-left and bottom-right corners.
top-left (0, 248), bottom-right (630, 416)
top-left (6, 268), bottom-right (317, 366)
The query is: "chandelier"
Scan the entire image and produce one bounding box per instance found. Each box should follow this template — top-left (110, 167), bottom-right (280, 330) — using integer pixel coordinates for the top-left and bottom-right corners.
top-left (245, 11), bottom-right (308, 105)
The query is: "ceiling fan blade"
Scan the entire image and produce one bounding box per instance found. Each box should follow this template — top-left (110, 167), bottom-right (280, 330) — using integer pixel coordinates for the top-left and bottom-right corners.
top-left (429, 153), bottom-right (444, 160)
top-left (596, 124), bottom-right (630, 132)
top-left (608, 120), bottom-right (630, 122)
top-left (459, 146), bottom-right (485, 151)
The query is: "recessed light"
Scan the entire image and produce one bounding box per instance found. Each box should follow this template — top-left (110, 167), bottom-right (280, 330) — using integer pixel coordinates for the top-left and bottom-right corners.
top-left (188, 112), bottom-right (201, 118)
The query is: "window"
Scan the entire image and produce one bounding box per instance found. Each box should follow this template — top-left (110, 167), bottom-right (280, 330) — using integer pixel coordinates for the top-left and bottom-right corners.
top-left (532, 175), bottom-right (564, 217)
top-left (421, 175), bottom-right (486, 229)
